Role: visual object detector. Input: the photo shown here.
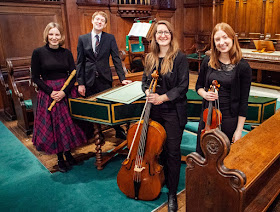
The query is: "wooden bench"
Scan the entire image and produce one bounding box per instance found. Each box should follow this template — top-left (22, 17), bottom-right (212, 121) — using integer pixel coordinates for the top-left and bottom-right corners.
top-left (6, 56), bottom-right (36, 135)
top-left (185, 111), bottom-right (280, 211)
top-left (0, 66), bottom-right (16, 120)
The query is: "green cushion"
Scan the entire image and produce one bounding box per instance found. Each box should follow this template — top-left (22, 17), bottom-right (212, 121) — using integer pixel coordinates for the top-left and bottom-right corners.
top-left (24, 99), bottom-right (32, 110)
top-left (187, 53), bottom-right (206, 59)
top-left (187, 53), bottom-right (198, 59)
top-left (181, 130), bottom-right (197, 156)
top-left (131, 43), bottom-right (144, 53)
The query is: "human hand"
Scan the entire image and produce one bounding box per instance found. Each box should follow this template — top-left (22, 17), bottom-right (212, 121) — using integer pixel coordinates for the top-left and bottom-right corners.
top-left (145, 90), bottom-right (150, 97)
top-left (51, 91), bottom-right (65, 102)
top-left (78, 85), bottom-right (86, 96)
top-left (147, 93), bottom-right (163, 105)
top-left (232, 130), bottom-right (242, 143)
top-left (121, 80), bottom-right (132, 85)
top-left (203, 91), bottom-right (218, 102)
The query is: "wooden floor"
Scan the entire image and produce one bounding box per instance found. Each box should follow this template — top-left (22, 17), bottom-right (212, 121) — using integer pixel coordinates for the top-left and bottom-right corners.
top-left (0, 72), bottom-right (192, 212)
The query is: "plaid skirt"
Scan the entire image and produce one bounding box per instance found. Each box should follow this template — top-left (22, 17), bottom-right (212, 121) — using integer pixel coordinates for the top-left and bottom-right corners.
top-left (32, 79), bottom-right (87, 154)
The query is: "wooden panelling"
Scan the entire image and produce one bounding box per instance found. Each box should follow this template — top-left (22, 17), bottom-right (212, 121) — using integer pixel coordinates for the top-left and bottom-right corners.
top-left (183, 1), bottom-right (212, 56)
top-left (200, 6), bottom-right (213, 33)
top-left (216, 0), bottom-right (280, 49)
top-left (0, 2), bottom-right (66, 67)
top-left (184, 7), bottom-right (198, 34)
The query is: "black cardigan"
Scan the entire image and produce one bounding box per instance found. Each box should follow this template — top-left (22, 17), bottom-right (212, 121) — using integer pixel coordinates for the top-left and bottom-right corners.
top-left (196, 56), bottom-right (252, 117)
top-left (142, 51), bottom-right (189, 127)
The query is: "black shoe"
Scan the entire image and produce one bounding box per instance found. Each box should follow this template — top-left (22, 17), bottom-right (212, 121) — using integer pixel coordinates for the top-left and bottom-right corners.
top-left (65, 152), bottom-right (78, 166)
top-left (115, 129), bottom-right (127, 140)
top-left (168, 193), bottom-right (178, 212)
top-left (58, 159), bottom-right (68, 173)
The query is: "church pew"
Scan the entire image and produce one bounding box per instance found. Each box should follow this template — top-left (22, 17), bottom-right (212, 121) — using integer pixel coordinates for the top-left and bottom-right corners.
top-left (0, 66), bottom-right (16, 120)
top-left (185, 111), bottom-right (280, 212)
top-left (6, 57), bottom-right (36, 135)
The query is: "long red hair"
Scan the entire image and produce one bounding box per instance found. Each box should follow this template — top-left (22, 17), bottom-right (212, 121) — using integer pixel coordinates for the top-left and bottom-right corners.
top-left (209, 22), bottom-right (242, 69)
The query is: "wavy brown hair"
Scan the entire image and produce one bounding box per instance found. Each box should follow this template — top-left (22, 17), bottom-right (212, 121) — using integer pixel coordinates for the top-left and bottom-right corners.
top-left (209, 22), bottom-right (242, 69)
top-left (144, 20), bottom-right (179, 75)
top-left (43, 22), bottom-right (65, 46)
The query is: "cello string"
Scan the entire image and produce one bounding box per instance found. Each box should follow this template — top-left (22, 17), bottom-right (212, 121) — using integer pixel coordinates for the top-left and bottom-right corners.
top-left (135, 98), bottom-right (151, 171)
top-left (127, 97), bottom-right (149, 160)
top-left (137, 101), bottom-right (151, 165)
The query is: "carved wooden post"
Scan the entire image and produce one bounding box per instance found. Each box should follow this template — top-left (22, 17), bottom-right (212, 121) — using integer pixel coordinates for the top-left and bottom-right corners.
top-left (186, 129), bottom-right (246, 212)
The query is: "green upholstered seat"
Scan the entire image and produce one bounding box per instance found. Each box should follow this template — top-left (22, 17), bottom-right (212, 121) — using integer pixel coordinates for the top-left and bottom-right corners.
top-left (186, 53), bottom-right (206, 59)
top-left (131, 43), bottom-right (144, 53)
top-left (181, 130), bottom-right (197, 156)
top-left (24, 99), bottom-right (32, 110)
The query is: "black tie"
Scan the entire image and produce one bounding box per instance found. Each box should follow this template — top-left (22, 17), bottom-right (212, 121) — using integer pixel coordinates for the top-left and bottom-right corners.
top-left (95, 35), bottom-right (100, 57)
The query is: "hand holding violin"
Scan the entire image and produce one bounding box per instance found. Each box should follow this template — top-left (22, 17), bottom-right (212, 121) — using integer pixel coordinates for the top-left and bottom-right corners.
top-left (201, 90), bottom-right (219, 102)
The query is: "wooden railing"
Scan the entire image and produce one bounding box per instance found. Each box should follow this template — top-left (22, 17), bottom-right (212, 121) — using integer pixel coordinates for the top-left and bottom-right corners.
top-left (118, 0), bottom-right (151, 5)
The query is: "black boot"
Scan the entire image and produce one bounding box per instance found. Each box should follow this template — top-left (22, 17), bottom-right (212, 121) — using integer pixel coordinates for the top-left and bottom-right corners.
top-left (114, 126), bottom-right (126, 140)
top-left (64, 151), bottom-right (77, 166)
top-left (58, 159), bottom-right (68, 173)
top-left (57, 152), bottom-right (68, 173)
top-left (168, 193), bottom-right (178, 212)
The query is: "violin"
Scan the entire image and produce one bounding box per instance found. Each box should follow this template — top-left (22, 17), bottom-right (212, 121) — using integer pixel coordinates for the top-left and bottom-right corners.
top-left (201, 80), bottom-right (222, 137)
top-left (117, 70), bottom-right (166, 201)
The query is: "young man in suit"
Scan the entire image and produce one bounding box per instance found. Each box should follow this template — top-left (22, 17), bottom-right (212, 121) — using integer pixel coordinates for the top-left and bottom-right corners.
top-left (77, 11), bottom-right (131, 139)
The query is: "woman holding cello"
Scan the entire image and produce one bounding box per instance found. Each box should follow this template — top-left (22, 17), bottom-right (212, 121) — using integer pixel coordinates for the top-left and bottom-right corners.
top-left (196, 22), bottom-right (252, 156)
top-left (142, 20), bottom-right (189, 212)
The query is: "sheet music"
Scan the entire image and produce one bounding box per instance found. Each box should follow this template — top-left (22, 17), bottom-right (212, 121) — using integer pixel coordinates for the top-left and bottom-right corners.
top-left (96, 81), bottom-right (145, 104)
top-left (128, 23), bottom-right (152, 38)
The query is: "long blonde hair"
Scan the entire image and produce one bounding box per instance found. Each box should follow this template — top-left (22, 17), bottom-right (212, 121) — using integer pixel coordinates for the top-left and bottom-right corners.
top-left (209, 22), bottom-right (242, 69)
top-left (144, 20), bottom-right (179, 75)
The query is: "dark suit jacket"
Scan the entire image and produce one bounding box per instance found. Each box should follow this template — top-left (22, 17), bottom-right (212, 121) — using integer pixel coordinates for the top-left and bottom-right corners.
top-left (76, 32), bottom-right (125, 88)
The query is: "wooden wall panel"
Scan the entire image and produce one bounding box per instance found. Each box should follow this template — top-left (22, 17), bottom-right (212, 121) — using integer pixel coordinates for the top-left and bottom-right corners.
top-left (216, 0), bottom-right (280, 50)
top-left (221, 0), bottom-right (235, 28)
top-left (0, 2), bottom-right (66, 67)
top-left (246, 0), bottom-right (263, 39)
top-left (200, 6), bottom-right (213, 33)
top-left (183, 0), bottom-right (212, 55)
top-left (184, 7), bottom-right (198, 34)
top-left (266, 0), bottom-right (280, 40)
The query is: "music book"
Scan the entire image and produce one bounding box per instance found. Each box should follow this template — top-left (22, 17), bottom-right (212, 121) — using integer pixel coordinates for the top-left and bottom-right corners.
top-left (96, 81), bottom-right (145, 104)
top-left (128, 22), bottom-right (152, 38)
top-left (252, 40), bottom-right (275, 53)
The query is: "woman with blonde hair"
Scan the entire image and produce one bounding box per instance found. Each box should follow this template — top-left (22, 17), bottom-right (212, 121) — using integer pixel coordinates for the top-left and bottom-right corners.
top-left (142, 20), bottom-right (189, 212)
top-left (31, 22), bottom-right (87, 173)
top-left (196, 22), bottom-right (252, 156)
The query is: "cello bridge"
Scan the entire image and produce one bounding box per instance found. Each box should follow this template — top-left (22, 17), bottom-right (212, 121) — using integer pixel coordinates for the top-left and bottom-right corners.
top-left (134, 165), bottom-right (145, 173)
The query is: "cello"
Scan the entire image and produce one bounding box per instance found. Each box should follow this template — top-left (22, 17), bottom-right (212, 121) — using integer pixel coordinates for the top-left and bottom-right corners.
top-left (201, 80), bottom-right (222, 137)
top-left (117, 70), bottom-right (166, 201)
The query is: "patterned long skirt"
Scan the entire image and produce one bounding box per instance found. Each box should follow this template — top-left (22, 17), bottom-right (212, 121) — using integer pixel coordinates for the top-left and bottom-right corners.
top-left (32, 79), bottom-right (87, 154)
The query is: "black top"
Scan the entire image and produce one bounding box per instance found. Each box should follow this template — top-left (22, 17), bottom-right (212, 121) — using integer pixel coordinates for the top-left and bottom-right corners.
top-left (142, 51), bottom-right (189, 127)
top-left (31, 44), bottom-right (76, 95)
top-left (196, 56), bottom-right (252, 117)
top-left (208, 62), bottom-right (235, 111)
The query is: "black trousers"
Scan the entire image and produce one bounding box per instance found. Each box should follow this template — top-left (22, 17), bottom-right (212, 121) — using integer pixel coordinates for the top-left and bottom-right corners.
top-left (150, 107), bottom-right (184, 194)
top-left (85, 76), bottom-right (124, 135)
top-left (85, 75), bottom-right (112, 98)
top-left (196, 109), bottom-right (238, 156)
